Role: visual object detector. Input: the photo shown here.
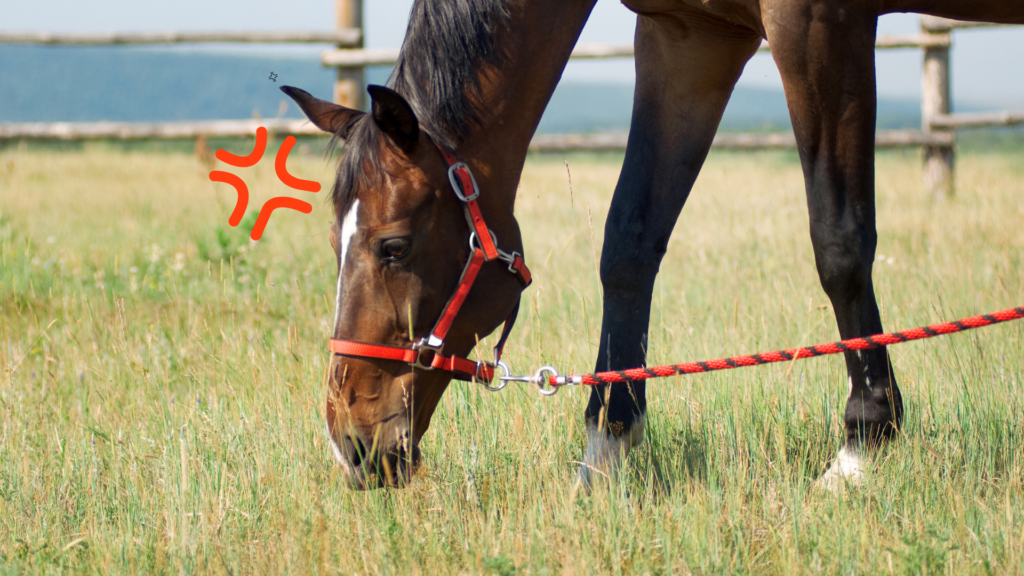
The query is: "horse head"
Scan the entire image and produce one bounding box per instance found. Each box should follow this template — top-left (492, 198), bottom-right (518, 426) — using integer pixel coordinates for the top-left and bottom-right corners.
top-left (282, 85), bottom-right (529, 489)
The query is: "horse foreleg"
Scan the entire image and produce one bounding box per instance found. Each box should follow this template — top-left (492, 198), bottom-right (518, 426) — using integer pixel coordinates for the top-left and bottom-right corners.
top-left (579, 10), bottom-right (761, 488)
top-left (764, 3), bottom-right (903, 490)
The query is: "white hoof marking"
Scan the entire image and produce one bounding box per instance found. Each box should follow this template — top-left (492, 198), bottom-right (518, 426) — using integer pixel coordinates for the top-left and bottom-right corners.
top-left (575, 414), bottom-right (646, 488)
top-left (816, 446), bottom-right (865, 492)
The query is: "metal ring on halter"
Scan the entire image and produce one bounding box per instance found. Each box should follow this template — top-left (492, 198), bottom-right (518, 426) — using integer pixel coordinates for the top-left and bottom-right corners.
top-left (484, 361), bottom-right (512, 392)
top-left (534, 366), bottom-right (559, 396)
top-left (468, 229), bottom-right (499, 253)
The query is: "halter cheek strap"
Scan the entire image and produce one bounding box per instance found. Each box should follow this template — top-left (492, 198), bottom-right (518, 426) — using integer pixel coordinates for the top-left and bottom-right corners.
top-left (327, 145), bottom-right (531, 383)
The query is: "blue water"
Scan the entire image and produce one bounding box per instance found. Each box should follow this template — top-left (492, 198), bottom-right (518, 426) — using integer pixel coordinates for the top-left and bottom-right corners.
top-left (1, 45), bottom-right (932, 132)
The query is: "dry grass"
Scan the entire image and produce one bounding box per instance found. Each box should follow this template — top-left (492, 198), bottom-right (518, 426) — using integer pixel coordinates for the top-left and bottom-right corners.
top-left (1, 140), bottom-right (1023, 574)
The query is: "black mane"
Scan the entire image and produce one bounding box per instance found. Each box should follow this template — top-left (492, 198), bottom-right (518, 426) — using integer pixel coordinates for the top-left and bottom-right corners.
top-left (331, 0), bottom-right (510, 214)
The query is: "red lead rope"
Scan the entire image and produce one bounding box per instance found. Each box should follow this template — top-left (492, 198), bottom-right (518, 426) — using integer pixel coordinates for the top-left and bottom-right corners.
top-left (549, 306), bottom-right (1024, 387)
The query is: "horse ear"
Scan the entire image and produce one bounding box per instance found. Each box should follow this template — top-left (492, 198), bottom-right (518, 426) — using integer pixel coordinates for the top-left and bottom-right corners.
top-left (367, 85), bottom-right (420, 153)
top-left (280, 86), bottom-right (363, 138)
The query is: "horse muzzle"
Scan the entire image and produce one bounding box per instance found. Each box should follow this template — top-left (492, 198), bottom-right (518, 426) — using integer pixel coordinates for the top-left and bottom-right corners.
top-left (328, 423), bottom-right (421, 489)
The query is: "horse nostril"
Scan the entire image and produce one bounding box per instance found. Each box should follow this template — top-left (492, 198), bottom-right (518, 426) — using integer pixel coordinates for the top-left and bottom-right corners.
top-left (343, 434), bottom-right (365, 468)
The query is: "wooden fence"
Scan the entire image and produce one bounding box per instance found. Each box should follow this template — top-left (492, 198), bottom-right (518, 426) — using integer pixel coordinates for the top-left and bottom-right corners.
top-left (1, 2), bottom-right (1022, 197)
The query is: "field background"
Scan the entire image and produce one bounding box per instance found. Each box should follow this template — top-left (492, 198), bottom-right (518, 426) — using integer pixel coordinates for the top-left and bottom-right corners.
top-left (1, 139), bottom-right (1023, 574)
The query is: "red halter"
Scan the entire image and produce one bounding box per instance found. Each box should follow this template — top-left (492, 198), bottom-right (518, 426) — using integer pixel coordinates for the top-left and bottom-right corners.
top-left (327, 146), bottom-right (532, 383)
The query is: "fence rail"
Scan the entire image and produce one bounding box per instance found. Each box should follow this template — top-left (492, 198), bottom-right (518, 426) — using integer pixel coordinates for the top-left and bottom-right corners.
top-left (0, 119), bottom-right (323, 140)
top-left (930, 111), bottom-right (1024, 130)
top-left (529, 130), bottom-right (955, 152)
top-left (920, 16), bottom-right (1013, 31)
top-left (0, 121), bottom-right (956, 150)
top-left (319, 34), bottom-right (952, 67)
top-left (0, 30), bottom-right (361, 46)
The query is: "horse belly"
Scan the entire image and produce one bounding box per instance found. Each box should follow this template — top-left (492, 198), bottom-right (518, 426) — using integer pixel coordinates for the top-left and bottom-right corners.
top-left (621, 0), bottom-right (763, 34)
top-left (882, 0), bottom-right (1024, 24)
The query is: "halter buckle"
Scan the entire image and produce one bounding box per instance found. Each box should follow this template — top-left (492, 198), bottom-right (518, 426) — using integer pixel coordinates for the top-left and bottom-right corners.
top-left (410, 338), bottom-right (441, 371)
top-left (447, 162), bottom-right (480, 202)
top-left (502, 250), bottom-right (524, 274)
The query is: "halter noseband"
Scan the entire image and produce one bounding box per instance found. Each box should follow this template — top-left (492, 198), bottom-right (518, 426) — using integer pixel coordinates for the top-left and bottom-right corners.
top-left (327, 145), bottom-right (532, 384)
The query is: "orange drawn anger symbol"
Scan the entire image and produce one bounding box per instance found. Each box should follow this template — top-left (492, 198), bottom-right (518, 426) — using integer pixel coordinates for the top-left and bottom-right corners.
top-left (208, 127), bottom-right (321, 240)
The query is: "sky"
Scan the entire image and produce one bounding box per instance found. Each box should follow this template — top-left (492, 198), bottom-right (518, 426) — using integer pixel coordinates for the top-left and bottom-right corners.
top-left (5, 0), bottom-right (1024, 107)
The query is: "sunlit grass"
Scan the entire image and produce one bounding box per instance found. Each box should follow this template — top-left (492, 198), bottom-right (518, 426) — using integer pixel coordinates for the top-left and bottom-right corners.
top-left (1, 141), bottom-right (1023, 574)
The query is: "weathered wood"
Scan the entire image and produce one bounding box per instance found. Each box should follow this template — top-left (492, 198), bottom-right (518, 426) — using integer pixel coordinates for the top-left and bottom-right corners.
top-left (920, 16), bottom-right (1013, 32)
top-left (0, 30), bottom-right (361, 45)
top-left (921, 26), bottom-right (954, 199)
top-left (1, 120), bottom-right (951, 149)
top-left (321, 34), bottom-right (951, 67)
top-left (930, 111), bottom-right (1024, 130)
top-left (527, 130), bottom-right (951, 152)
top-left (0, 119), bottom-right (324, 140)
top-left (334, 0), bottom-right (365, 111)
top-left (323, 47), bottom-right (400, 67)
top-left (875, 130), bottom-right (955, 147)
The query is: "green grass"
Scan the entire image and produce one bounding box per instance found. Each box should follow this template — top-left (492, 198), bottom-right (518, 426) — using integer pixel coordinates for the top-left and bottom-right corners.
top-left (1, 141), bottom-right (1023, 574)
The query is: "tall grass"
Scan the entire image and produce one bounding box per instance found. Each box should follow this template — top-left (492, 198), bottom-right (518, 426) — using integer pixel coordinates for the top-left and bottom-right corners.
top-left (1, 140), bottom-right (1022, 574)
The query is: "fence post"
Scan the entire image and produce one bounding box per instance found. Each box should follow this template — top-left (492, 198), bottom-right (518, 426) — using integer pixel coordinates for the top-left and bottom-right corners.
top-left (920, 17), bottom-right (954, 198)
top-left (334, 0), bottom-right (365, 111)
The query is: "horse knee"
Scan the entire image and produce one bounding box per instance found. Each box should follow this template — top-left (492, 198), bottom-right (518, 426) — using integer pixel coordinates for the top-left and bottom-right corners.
top-left (599, 229), bottom-right (667, 295)
top-left (810, 224), bottom-right (875, 303)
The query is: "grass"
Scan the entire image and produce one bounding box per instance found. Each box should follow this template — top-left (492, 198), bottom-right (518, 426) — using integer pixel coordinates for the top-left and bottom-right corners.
top-left (1, 138), bottom-right (1023, 574)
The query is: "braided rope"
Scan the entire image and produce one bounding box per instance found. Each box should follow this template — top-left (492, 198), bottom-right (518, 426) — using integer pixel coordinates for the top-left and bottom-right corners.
top-left (554, 306), bottom-right (1024, 386)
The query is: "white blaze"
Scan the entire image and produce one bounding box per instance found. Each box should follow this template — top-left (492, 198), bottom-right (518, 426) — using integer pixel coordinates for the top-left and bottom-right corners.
top-left (334, 199), bottom-right (360, 330)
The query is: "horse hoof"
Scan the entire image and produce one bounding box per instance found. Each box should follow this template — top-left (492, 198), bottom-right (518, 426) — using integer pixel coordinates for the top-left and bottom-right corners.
top-left (572, 461), bottom-right (611, 495)
top-left (814, 446), bottom-right (865, 493)
top-left (572, 414), bottom-right (647, 494)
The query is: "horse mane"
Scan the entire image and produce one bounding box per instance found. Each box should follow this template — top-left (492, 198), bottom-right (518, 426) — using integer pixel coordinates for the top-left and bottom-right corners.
top-left (330, 0), bottom-right (511, 215)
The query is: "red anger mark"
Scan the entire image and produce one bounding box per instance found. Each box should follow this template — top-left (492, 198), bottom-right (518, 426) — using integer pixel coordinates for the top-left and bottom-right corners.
top-left (216, 127), bottom-right (267, 167)
top-left (275, 136), bottom-right (321, 193)
top-left (207, 171), bottom-right (249, 226)
top-left (250, 197), bottom-right (313, 240)
top-left (207, 127), bottom-right (321, 240)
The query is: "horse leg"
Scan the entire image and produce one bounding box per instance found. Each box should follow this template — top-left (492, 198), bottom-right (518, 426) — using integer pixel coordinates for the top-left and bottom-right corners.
top-left (763, 3), bottom-right (903, 489)
top-left (579, 10), bottom-right (762, 487)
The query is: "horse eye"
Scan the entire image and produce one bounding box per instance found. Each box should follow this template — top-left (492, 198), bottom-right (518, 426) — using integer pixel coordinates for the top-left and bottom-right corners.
top-left (380, 238), bottom-right (412, 261)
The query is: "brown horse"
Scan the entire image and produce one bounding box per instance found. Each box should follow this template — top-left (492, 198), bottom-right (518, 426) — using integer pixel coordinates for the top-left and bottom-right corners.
top-left (282, 0), bottom-right (1024, 489)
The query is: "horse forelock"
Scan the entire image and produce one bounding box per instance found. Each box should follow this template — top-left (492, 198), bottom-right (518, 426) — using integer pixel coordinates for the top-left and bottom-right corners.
top-left (330, 116), bottom-right (386, 218)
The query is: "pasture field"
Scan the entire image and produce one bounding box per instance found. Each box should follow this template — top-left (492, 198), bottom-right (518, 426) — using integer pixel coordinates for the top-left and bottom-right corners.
top-left (1, 139), bottom-right (1023, 575)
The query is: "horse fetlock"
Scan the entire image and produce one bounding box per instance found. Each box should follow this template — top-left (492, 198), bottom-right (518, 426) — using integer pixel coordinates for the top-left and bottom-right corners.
top-left (844, 379), bottom-right (903, 447)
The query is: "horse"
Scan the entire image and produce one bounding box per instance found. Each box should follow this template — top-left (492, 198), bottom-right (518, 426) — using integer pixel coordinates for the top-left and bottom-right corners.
top-left (281, 0), bottom-right (1024, 489)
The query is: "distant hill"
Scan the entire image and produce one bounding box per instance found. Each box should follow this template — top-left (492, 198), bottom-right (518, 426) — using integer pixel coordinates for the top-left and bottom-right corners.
top-left (0, 45), bottom-right (980, 133)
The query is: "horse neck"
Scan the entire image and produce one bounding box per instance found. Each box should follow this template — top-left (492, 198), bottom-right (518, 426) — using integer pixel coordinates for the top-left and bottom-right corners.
top-left (461, 0), bottom-right (598, 224)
